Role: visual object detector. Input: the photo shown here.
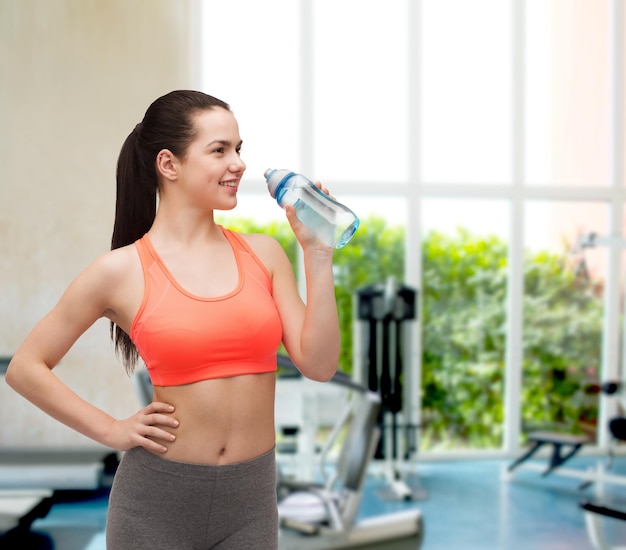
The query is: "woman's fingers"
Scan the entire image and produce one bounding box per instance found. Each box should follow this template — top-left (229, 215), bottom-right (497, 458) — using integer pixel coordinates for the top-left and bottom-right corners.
top-left (144, 410), bottom-right (179, 429)
top-left (116, 402), bottom-right (179, 452)
top-left (139, 436), bottom-right (170, 454)
top-left (314, 181), bottom-right (335, 200)
top-left (285, 203), bottom-right (334, 252)
top-left (140, 403), bottom-right (178, 449)
top-left (144, 401), bottom-right (175, 414)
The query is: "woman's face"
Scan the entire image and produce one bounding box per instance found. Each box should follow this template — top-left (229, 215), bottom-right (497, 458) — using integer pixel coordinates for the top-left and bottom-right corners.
top-left (176, 107), bottom-right (246, 211)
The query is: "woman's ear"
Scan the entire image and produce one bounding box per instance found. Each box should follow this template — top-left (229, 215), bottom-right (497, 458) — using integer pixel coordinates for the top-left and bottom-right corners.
top-left (156, 149), bottom-right (178, 181)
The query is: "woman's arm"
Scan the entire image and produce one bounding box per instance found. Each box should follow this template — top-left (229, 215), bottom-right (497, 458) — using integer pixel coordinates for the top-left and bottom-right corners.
top-left (251, 203), bottom-right (340, 382)
top-left (292, 231), bottom-right (340, 381)
top-left (5, 251), bottom-right (179, 453)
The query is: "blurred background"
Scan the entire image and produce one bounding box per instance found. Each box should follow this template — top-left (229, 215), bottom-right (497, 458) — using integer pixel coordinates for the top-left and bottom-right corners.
top-left (1, 0), bottom-right (625, 463)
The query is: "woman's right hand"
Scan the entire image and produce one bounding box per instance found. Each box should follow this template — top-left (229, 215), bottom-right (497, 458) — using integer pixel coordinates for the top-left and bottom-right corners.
top-left (106, 402), bottom-right (179, 453)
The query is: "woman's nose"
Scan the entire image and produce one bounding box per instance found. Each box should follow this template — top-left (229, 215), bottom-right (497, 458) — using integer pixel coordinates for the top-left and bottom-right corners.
top-left (231, 156), bottom-right (246, 172)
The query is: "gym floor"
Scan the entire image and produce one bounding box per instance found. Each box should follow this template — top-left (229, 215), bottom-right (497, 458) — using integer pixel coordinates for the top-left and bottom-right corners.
top-left (18, 455), bottom-right (626, 549)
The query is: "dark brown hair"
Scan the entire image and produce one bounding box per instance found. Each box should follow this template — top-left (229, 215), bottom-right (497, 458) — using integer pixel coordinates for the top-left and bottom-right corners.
top-left (111, 90), bottom-right (231, 373)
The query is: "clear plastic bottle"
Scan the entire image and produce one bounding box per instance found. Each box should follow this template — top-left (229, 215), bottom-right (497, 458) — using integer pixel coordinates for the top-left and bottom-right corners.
top-left (264, 169), bottom-right (360, 248)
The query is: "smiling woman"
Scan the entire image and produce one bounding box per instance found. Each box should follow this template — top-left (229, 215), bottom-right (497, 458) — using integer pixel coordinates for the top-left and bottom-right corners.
top-left (6, 90), bottom-right (341, 550)
top-left (156, 108), bottom-right (245, 214)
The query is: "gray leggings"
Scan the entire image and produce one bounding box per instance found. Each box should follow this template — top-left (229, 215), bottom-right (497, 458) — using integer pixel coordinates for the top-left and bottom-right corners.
top-left (106, 446), bottom-right (278, 550)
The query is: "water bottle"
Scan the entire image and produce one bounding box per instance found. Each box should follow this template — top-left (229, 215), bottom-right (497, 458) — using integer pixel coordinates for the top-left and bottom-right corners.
top-left (264, 169), bottom-right (360, 248)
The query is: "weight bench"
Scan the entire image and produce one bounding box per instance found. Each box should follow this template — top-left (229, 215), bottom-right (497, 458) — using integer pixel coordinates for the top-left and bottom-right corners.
top-left (508, 431), bottom-right (589, 477)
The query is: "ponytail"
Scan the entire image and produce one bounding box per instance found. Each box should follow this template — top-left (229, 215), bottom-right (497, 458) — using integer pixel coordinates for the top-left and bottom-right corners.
top-left (110, 90), bottom-right (231, 374)
top-left (110, 122), bottom-right (159, 374)
top-left (111, 123), bottom-right (157, 250)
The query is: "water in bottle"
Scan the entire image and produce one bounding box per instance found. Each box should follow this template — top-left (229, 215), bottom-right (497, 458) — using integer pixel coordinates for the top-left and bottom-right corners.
top-left (264, 169), bottom-right (359, 248)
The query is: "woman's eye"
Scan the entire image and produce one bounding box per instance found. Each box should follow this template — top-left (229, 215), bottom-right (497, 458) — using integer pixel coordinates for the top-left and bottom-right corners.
top-left (213, 147), bottom-right (225, 154)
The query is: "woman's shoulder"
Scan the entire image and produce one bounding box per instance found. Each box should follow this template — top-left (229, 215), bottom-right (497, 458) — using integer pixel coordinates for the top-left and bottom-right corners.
top-left (54, 243), bottom-right (142, 325)
top-left (234, 230), bottom-right (277, 247)
top-left (231, 230), bottom-right (281, 253)
top-left (229, 230), bottom-right (288, 270)
top-left (96, 242), bottom-right (138, 266)
top-left (79, 244), bottom-right (143, 323)
top-left (85, 243), bottom-right (141, 286)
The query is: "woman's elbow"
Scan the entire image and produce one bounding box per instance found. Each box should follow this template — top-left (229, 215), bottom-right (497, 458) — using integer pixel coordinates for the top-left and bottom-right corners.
top-left (305, 361), bottom-right (338, 383)
top-left (5, 361), bottom-right (20, 391)
top-left (313, 370), bottom-right (337, 383)
top-left (5, 358), bottom-right (34, 394)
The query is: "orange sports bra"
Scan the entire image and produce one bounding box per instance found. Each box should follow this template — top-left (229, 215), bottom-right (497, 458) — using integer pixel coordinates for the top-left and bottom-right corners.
top-left (130, 227), bottom-right (282, 386)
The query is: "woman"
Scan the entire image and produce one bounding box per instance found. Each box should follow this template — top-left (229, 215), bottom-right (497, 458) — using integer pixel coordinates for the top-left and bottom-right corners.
top-left (6, 90), bottom-right (340, 549)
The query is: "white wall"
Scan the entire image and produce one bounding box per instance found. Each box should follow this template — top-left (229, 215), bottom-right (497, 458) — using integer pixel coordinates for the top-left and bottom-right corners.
top-left (0, 0), bottom-right (195, 448)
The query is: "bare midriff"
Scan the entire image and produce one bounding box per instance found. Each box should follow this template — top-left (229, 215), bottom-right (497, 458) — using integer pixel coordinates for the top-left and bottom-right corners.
top-left (150, 371), bottom-right (277, 465)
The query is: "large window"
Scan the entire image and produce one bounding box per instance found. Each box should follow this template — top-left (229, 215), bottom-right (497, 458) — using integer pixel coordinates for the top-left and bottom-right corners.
top-left (200, 0), bottom-right (625, 456)
top-left (522, 201), bottom-right (607, 443)
top-left (421, 199), bottom-right (509, 450)
top-left (525, 0), bottom-right (610, 187)
top-left (422, 0), bottom-right (512, 185)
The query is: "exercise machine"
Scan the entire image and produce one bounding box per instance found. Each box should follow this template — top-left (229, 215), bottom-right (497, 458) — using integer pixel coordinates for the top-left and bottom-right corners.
top-left (277, 388), bottom-right (423, 549)
top-left (274, 355), bottom-right (349, 481)
top-left (580, 499), bottom-right (626, 550)
top-left (355, 278), bottom-right (423, 501)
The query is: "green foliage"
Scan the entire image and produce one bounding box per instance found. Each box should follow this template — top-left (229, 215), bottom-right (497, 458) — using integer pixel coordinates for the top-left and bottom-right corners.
top-left (421, 229), bottom-right (508, 449)
top-left (331, 217), bottom-right (405, 371)
top-left (421, 228), bottom-right (603, 450)
top-left (522, 248), bottom-right (603, 435)
top-left (221, 215), bottom-right (604, 451)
